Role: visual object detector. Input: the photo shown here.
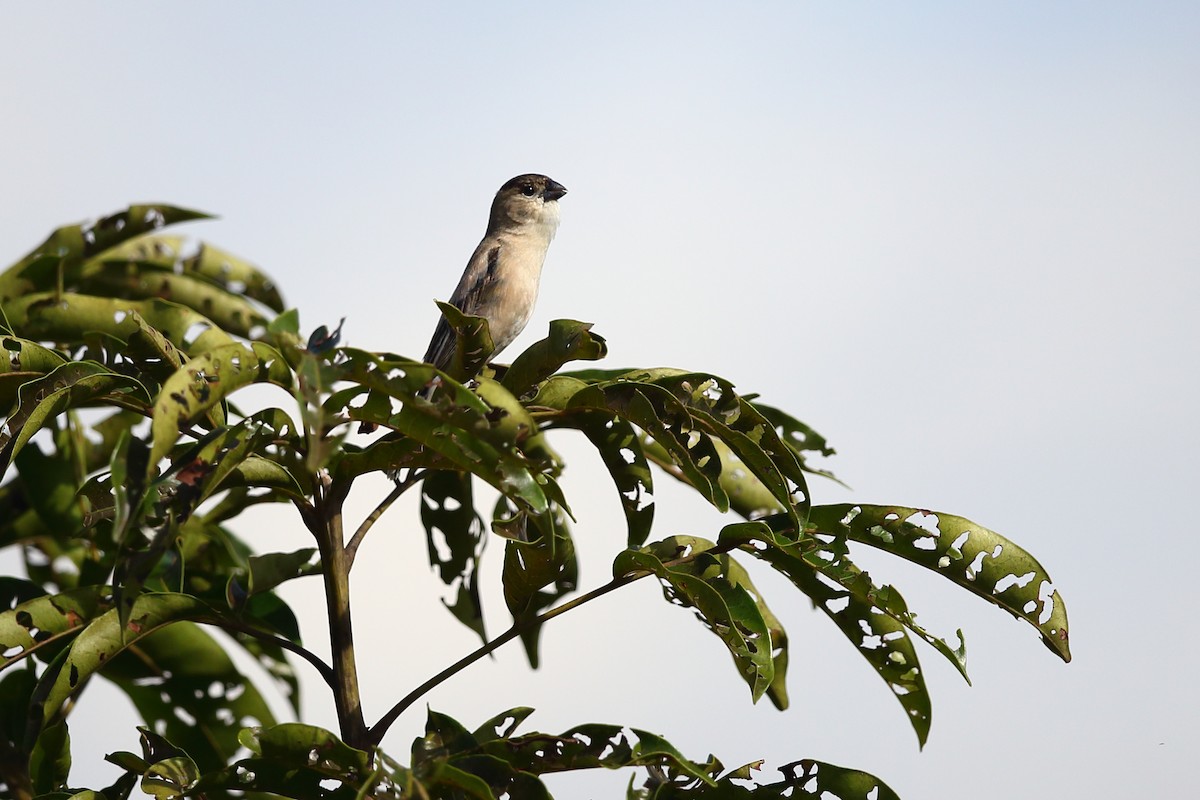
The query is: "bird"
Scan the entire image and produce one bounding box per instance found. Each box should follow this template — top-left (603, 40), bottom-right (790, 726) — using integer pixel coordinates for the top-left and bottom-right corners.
top-left (423, 173), bottom-right (567, 373)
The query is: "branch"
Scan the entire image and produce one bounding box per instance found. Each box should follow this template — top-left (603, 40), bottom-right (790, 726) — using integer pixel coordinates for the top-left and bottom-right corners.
top-left (217, 618), bottom-right (336, 689)
top-left (345, 469), bottom-right (425, 571)
top-left (366, 538), bottom-right (738, 745)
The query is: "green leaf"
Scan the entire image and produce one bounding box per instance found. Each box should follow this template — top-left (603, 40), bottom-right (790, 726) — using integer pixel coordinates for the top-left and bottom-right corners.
top-left (501, 319), bottom-right (608, 398)
top-left (102, 622), bottom-right (277, 772)
top-left (140, 754), bottom-right (199, 799)
top-left (0, 586), bottom-right (114, 670)
top-left (0, 204), bottom-right (211, 302)
top-left (568, 381), bottom-right (729, 514)
top-left (647, 373), bottom-right (811, 531)
top-left (719, 520), bottom-right (942, 746)
top-left (434, 301), bottom-right (495, 383)
top-left (26, 592), bottom-right (272, 748)
top-left (148, 342), bottom-right (291, 471)
top-left (193, 724), bottom-right (371, 798)
top-left (80, 269), bottom-right (271, 341)
top-left (181, 242), bottom-right (286, 313)
top-left (0, 362), bottom-right (150, 476)
top-left (500, 500), bottom-right (577, 667)
top-left (28, 717), bottom-right (71, 794)
top-left (337, 348), bottom-right (549, 514)
top-left (614, 538), bottom-right (775, 703)
top-left (3, 293), bottom-right (235, 359)
top-left (421, 471), bottom-right (488, 643)
top-left (577, 412), bottom-right (656, 548)
top-left (813, 504), bottom-right (1071, 662)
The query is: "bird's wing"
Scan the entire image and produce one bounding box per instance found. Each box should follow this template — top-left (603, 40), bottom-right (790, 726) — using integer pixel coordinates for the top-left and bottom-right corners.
top-left (423, 243), bottom-right (502, 369)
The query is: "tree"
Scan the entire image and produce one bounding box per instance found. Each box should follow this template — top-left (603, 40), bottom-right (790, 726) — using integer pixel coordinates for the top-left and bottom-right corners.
top-left (0, 205), bottom-right (1070, 799)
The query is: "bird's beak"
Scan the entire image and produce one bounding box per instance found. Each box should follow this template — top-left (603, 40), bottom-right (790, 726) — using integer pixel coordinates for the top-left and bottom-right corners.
top-left (543, 179), bottom-right (568, 201)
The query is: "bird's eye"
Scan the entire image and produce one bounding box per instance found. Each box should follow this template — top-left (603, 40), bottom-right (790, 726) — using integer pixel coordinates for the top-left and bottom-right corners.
top-left (521, 185), bottom-right (537, 197)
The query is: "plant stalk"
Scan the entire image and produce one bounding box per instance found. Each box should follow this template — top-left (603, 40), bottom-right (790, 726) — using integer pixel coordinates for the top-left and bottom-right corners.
top-left (315, 483), bottom-right (368, 748)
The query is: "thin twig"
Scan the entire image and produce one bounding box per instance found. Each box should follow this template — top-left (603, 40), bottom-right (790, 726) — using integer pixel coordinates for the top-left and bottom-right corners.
top-left (366, 538), bottom-right (739, 746)
top-left (367, 573), bottom-right (634, 745)
top-left (217, 618), bottom-right (337, 689)
top-left (345, 469), bottom-right (425, 571)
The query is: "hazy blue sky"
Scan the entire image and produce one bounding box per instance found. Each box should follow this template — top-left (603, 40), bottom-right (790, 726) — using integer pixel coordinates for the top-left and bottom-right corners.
top-left (3, 3), bottom-right (1197, 798)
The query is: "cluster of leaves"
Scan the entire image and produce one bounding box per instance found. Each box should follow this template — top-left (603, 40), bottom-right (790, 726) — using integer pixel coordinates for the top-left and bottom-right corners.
top-left (0, 206), bottom-right (1069, 799)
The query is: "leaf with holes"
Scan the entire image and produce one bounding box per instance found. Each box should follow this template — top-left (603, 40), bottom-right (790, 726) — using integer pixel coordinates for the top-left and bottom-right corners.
top-left (719, 519), bottom-right (955, 746)
top-left (337, 348), bottom-right (549, 514)
top-left (648, 372), bottom-right (811, 532)
top-left (181, 242), bottom-right (286, 313)
top-left (814, 504), bottom-right (1071, 662)
top-left (26, 592), bottom-right (265, 745)
top-left (568, 381), bottom-right (728, 514)
top-left (192, 723), bottom-right (372, 798)
top-left (148, 342), bottom-right (291, 471)
top-left (0, 586), bottom-right (114, 671)
top-left (0, 204), bottom-right (210, 301)
top-left (643, 757), bottom-right (901, 799)
top-left (614, 537), bottom-right (775, 703)
top-left (3, 293), bottom-right (235, 359)
top-left (500, 500), bottom-right (577, 668)
top-left (418, 708), bottom-right (719, 792)
top-left (0, 361), bottom-right (151, 476)
top-left (421, 471), bottom-right (488, 643)
top-left (100, 621), bottom-right (277, 772)
top-left (577, 412), bottom-right (655, 548)
top-left (81, 268), bottom-right (272, 340)
top-left (754, 402), bottom-right (842, 484)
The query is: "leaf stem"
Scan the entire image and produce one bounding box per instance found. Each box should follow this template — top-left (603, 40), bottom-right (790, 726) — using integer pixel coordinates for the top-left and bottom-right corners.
top-left (345, 469), bottom-right (425, 571)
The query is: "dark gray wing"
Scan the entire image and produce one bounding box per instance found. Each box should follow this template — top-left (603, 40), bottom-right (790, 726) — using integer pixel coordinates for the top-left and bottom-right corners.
top-left (423, 243), bottom-right (502, 369)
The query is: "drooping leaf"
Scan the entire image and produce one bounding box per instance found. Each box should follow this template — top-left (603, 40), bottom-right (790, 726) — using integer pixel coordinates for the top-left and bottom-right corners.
top-left (421, 471), bottom-right (488, 643)
top-left (719, 520), bottom-right (949, 746)
top-left (26, 592), bottom-right (274, 750)
top-left (499, 499), bottom-right (577, 667)
top-left (102, 621), bottom-right (277, 772)
top-left (568, 381), bottom-right (728, 513)
top-left (613, 538), bottom-right (775, 703)
top-left (180, 242), bottom-right (286, 313)
top-left (577, 412), bottom-right (656, 548)
top-left (812, 504), bottom-right (1071, 662)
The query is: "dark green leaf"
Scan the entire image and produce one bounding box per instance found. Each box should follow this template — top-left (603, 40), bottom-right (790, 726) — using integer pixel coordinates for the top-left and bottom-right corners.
top-left (812, 504), bottom-right (1071, 662)
top-left (500, 500), bottom-right (577, 668)
top-left (421, 471), bottom-right (488, 643)
top-left (614, 538), bottom-right (775, 703)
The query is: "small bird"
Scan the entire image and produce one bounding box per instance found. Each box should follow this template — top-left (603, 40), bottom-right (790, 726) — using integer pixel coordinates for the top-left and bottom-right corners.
top-left (423, 173), bottom-right (568, 372)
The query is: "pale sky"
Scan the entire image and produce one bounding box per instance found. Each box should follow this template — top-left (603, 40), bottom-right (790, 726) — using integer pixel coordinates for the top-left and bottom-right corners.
top-left (2, 3), bottom-right (1197, 798)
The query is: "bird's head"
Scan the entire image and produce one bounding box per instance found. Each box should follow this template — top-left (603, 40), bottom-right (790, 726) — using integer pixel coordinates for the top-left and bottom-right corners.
top-left (489, 173), bottom-right (568, 234)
